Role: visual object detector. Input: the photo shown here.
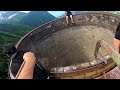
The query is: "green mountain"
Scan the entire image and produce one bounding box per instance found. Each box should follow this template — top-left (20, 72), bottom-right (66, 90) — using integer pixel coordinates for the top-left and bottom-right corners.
top-left (0, 11), bottom-right (57, 78)
top-left (0, 11), bottom-right (27, 24)
top-left (0, 24), bottom-right (32, 36)
top-left (20, 11), bottom-right (57, 28)
top-left (0, 24), bottom-right (32, 79)
top-left (7, 12), bottom-right (27, 24)
top-left (0, 11), bottom-right (56, 28)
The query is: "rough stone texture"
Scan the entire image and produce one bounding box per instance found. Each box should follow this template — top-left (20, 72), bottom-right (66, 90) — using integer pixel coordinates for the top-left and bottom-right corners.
top-left (16, 12), bottom-right (120, 71)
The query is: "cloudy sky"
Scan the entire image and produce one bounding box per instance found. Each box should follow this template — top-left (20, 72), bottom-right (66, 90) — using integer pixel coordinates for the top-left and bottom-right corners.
top-left (20, 11), bottom-right (65, 17)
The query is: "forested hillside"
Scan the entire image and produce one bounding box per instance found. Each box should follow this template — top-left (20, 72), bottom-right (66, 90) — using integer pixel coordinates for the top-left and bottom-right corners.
top-left (0, 24), bottom-right (32, 79)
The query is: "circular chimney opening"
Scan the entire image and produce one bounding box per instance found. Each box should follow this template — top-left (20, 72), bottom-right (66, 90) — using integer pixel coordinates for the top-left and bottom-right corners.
top-left (16, 12), bottom-right (118, 78)
top-left (38, 25), bottom-right (114, 70)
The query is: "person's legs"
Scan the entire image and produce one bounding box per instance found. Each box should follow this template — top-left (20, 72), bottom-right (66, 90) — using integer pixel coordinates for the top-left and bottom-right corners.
top-left (65, 16), bottom-right (69, 25)
top-left (70, 15), bottom-right (74, 24)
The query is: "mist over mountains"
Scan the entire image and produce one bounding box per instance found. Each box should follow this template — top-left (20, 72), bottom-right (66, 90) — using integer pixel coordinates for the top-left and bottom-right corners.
top-left (0, 11), bottom-right (57, 28)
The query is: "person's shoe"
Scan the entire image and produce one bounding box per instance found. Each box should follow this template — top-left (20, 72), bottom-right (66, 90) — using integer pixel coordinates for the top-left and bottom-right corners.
top-left (71, 23), bottom-right (74, 26)
top-left (67, 24), bottom-right (70, 26)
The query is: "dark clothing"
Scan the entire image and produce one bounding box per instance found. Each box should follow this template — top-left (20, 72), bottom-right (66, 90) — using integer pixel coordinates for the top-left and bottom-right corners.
top-left (9, 51), bottom-right (23, 77)
top-left (66, 11), bottom-right (72, 16)
top-left (115, 22), bottom-right (120, 40)
top-left (9, 50), bottom-right (49, 79)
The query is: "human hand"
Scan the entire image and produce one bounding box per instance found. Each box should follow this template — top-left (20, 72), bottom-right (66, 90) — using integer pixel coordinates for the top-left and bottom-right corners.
top-left (17, 52), bottom-right (36, 79)
top-left (23, 52), bottom-right (36, 64)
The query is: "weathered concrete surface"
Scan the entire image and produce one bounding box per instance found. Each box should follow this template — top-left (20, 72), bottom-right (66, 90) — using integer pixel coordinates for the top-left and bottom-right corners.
top-left (16, 12), bottom-right (120, 70)
top-left (37, 25), bottom-right (114, 69)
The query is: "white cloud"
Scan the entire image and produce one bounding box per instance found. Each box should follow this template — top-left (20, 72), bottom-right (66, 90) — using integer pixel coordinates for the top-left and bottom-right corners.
top-left (8, 13), bottom-right (17, 19)
top-left (20, 11), bottom-right (30, 13)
